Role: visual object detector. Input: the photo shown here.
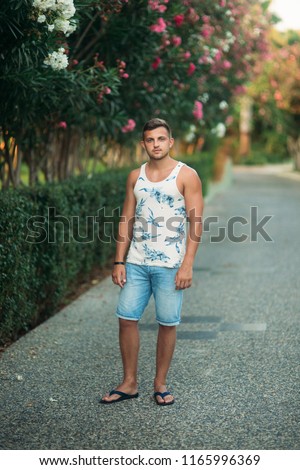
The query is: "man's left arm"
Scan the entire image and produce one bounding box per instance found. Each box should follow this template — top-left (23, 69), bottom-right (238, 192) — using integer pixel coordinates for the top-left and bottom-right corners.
top-left (175, 168), bottom-right (204, 290)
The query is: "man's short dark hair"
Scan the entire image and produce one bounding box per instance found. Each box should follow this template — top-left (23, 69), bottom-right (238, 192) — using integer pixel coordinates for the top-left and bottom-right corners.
top-left (142, 118), bottom-right (172, 140)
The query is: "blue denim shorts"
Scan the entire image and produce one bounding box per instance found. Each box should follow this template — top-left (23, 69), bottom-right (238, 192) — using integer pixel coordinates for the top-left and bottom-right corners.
top-left (116, 262), bottom-right (183, 326)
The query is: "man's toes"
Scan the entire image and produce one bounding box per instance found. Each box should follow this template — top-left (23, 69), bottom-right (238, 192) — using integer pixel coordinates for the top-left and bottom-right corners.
top-left (102, 393), bottom-right (112, 402)
top-left (165, 396), bottom-right (174, 404)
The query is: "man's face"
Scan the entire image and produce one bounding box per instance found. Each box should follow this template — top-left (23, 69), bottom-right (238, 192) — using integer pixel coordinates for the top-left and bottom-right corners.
top-left (141, 127), bottom-right (174, 161)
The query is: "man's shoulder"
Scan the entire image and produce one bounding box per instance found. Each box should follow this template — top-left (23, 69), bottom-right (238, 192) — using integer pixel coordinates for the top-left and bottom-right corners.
top-left (127, 167), bottom-right (141, 186)
top-left (180, 163), bottom-right (201, 180)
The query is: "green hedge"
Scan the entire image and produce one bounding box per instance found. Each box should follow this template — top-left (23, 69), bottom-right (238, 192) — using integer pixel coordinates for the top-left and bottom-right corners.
top-left (0, 153), bottom-right (213, 345)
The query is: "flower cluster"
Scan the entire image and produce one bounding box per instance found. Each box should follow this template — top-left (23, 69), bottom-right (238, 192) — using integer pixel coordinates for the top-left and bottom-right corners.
top-left (148, 0), bottom-right (169, 13)
top-left (33, 0), bottom-right (77, 70)
top-left (117, 59), bottom-right (129, 79)
top-left (121, 119), bottom-right (136, 133)
top-left (149, 17), bottom-right (167, 33)
top-left (43, 47), bottom-right (68, 70)
top-left (193, 101), bottom-right (204, 120)
top-left (33, 0), bottom-right (77, 36)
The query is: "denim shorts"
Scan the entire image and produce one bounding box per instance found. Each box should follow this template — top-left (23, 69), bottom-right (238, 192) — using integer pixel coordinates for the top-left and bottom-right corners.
top-left (116, 262), bottom-right (183, 326)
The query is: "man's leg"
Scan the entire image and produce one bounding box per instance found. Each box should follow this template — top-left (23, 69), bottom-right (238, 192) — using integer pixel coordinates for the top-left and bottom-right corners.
top-left (101, 318), bottom-right (139, 402)
top-left (154, 324), bottom-right (177, 404)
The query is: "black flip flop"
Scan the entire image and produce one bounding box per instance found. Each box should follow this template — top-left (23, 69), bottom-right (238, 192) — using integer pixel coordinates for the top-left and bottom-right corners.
top-left (100, 389), bottom-right (139, 404)
top-left (153, 391), bottom-right (175, 406)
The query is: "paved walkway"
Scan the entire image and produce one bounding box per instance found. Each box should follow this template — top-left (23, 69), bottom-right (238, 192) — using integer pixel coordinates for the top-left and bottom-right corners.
top-left (0, 163), bottom-right (299, 450)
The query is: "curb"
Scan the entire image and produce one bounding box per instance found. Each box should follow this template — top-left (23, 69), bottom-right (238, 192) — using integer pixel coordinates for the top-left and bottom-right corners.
top-left (204, 157), bottom-right (233, 204)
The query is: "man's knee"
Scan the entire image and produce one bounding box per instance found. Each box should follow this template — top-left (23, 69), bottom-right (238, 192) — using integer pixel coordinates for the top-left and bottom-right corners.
top-left (119, 318), bottom-right (139, 329)
top-left (158, 324), bottom-right (177, 331)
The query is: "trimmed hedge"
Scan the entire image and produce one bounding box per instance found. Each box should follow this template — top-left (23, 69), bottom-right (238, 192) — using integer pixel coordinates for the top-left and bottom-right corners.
top-left (0, 153), bottom-right (213, 345)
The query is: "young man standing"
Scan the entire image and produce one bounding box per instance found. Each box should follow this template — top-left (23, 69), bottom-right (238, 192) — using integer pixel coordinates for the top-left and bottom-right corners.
top-left (100, 118), bottom-right (203, 405)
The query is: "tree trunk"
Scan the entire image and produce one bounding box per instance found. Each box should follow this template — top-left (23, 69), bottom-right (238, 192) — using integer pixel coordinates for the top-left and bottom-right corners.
top-left (3, 131), bottom-right (16, 188)
top-left (287, 136), bottom-right (300, 171)
top-left (239, 96), bottom-right (253, 157)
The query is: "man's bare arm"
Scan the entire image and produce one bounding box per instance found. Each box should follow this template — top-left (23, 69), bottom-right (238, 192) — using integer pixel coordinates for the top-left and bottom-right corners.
top-left (175, 168), bottom-right (204, 290)
top-left (112, 169), bottom-right (138, 287)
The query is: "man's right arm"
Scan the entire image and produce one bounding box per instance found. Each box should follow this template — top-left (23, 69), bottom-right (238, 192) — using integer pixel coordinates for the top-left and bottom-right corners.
top-left (112, 169), bottom-right (138, 287)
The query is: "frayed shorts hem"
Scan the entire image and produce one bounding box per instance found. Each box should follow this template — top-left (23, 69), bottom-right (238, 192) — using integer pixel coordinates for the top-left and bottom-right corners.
top-left (116, 312), bottom-right (180, 326)
top-left (115, 312), bottom-right (139, 322)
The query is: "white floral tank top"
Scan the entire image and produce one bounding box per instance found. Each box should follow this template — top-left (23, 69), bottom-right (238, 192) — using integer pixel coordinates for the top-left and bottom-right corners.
top-left (126, 161), bottom-right (187, 268)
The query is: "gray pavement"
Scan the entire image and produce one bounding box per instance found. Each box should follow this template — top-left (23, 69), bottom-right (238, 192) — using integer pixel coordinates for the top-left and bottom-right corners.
top-left (0, 162), bottom-right (299, 450)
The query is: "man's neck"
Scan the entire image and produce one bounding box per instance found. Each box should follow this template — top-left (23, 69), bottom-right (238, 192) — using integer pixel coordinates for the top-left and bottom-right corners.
top-left (147, 155), bottom-right (174, 170)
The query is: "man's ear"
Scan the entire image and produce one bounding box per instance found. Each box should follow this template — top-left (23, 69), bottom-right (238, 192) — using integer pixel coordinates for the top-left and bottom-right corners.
top-left (141, 140), bottom-right (146, 150)
top-left (169, 137), bottom-right (175, 148)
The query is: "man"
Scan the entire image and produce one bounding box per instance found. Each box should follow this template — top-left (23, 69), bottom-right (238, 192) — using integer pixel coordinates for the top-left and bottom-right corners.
top-left (100, 118), bottom-right (203, 405)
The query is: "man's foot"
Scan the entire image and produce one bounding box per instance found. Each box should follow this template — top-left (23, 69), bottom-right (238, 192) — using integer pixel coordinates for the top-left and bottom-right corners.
top-left (153, 384), bottom-right (175, 405)
top-left (100, 382), bottom-right (138, 403)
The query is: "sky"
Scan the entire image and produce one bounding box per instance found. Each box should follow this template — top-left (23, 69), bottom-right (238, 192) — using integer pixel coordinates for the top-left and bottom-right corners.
top-left (271, 0), bottom-right (300, 31)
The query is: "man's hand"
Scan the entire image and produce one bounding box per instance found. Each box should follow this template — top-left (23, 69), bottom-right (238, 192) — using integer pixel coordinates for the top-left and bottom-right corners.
top-left (112, 265), bottom-right (127, 288)
top-left (175, 264), bottom-right (193, 290)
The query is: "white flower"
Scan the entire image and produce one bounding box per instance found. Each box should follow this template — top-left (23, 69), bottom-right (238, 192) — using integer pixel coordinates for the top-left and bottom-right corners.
top-left (56, 0), bottom-right (76, 19)
top-left (54, 18), bottom-right (70, 33)
top-left (33, 0), bottom-right (56, 10)
top-left (211, 123), bottom-right (226, 138)
top-left (219, 101), bottom-right (228, 110)
top-left (48, 24), bottom-right (55, 31)
top-left (37, 14), bottom-right (46, 23)
top-left (54, 17), bottom-right (76, 35)
top-left (200, 93), bottom-right (209, 103)
top-left (33, 0), bottom-right (76, 18)
top-left (65, 21), bottom-right (77, 37)
top-left (44, 49), bottom-right (69, 70)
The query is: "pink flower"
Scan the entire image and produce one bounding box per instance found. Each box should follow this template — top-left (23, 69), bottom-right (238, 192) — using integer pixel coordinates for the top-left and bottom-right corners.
top-left (149, 17), bottom-right (167, 33)
top-left (219, 0), bottom-right (226, 7)
top-left (274, 90), bottom-right (282, 101)
top-left (223, 60), bottom-right (232, 69)
top-left (58, 121), bottom-right (67, 129)
top-left (117, 60), bottom-right (126, 69)
top-left (152, 57), bottom-right (162, 69)
top-left (193, 101), bottom-right (203, 120)
top-left (148, 0), bottom-right (167, 11)
top-left (72, 59), bottom-right (78, 65)
top-left (225, 115), bottom-right (234, 126)
top-left (104, 87), bottom-right (111, 94)
top-left (184, 51), bottom-right (191, 59)
top-left (158, 5), bottom-right (167, 12)
top-left (234, 85), bottom-right (246, 95)
top-left (214, 50), bottom-right (222, 61)
top-left (187, 63), bottom-right (196, 75)
top-left (172, 35), bottom-right (182, 47)
top-left (121, 119), bottom-right (136, 133)
top-left (161, 35), bottom-right (171, 47)
top-left (122, 73), bottom-right (129, 79)
top-left (186, 7), bottom-right (199, 23)
top-left (202, 25), bottom-right (214, 39)
top-left (174, 14), bottom-right (184, 27)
